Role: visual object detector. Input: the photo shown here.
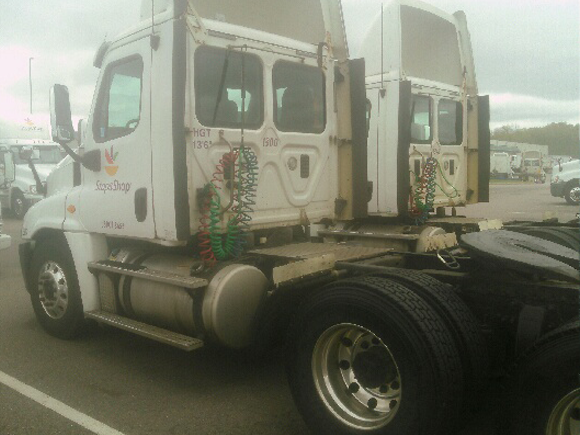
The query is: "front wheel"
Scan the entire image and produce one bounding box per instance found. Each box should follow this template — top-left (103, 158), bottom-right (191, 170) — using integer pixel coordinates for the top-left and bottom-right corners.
top-left (286, 277), bottom-right (463, 435)
top-left (29, 237), bottom-right (85, 339)
top-left (11, 190), bottom-right (27, 219)
top-left (507, 321), bottom-right (580, 435)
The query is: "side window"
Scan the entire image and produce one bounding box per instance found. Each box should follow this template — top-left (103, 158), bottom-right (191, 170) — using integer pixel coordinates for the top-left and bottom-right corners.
top-left (273, 61), bottom-right (325, 134)
top-left (93, 57), bottom-right (143, 143)
top-left (194, 47), bottom-right (263, 129)
top-left (410, 95), bottom-right (432, 143)
top-left (438, 99), bottom-right (463, 145)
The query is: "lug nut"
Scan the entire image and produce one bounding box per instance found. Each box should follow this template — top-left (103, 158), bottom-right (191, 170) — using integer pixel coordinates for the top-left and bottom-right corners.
top-left (391, 381), bottom-right (400, 390)
top-left (348, 382), bottom-right (360, 393)
top-left (341, 337), bottom-right (353, 347)
top-left (339, 360), bottom-right (350, 370)
top-left (379, 385), bottom-right (389, 393)
top-left (368, 398), bottom-right (378, 409)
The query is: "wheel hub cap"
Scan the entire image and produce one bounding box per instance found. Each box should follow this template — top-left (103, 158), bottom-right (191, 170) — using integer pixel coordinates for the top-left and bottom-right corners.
top-left (570, 187), bottom-right (580, 204)
top-left (546, 388), bottom-right (580, 435)
top-left (38, 261), bottom-right (69, 319)
top-left (312, 323), bottom-right (401, 430)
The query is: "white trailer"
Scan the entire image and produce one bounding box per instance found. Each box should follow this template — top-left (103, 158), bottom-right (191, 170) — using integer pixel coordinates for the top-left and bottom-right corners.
top-left (490, 152), bottom-right (512, 179)
top-left (18, 1), bottom-right (578, 434)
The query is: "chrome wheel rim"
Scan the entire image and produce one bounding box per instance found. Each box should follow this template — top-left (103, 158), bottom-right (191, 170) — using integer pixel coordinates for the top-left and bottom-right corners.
top-left (38, 261), bottom-right (69, 319)
top-left (546, 388), bottom-right (580, 435)
top-left (569, 187), bottom-right (580, 204)
top-left (312, 323), bottom-right (401, 430)
top-left (13, 196), bottom-right (24, 217)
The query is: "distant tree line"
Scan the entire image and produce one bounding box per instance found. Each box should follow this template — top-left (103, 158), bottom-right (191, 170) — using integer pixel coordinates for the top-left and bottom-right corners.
top-left (491, 122), bottom-right (579, 158)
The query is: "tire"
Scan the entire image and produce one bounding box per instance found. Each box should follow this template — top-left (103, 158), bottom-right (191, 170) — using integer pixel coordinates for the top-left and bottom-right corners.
top-left (11, 190), bottom-right (27, 219)
top-left (507, 321), bottom-right (580, 435)
top-left (370, 270), bottom-right (488, 412)
top-left (564, 181), bottom-right (580, 205)
top-left (286, 276), bottom-right (463, 435)
top-left (29, 237), bottom-right (86, 339)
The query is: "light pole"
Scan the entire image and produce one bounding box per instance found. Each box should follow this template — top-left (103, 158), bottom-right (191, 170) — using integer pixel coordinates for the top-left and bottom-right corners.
top-left (28, 57), bottom-right (34, 114)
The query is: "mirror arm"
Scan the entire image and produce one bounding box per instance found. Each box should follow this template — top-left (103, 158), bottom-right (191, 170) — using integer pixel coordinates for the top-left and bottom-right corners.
top-left (58, 141), bottom-right (101, 172)
top-left (26, 159), bottom-right (46, 197)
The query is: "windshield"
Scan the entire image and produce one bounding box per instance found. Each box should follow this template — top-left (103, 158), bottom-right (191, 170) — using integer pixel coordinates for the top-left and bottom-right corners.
top-left (10, 146), bottom-right (63, 165)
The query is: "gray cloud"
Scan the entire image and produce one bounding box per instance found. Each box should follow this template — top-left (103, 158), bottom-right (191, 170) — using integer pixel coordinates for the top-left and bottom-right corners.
top-left (0, 0), bottom-right (578, 128)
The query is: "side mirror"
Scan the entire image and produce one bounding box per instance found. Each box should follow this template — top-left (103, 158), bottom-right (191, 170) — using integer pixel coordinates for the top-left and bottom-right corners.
top-left (49, 84), bottom-right (75, 143)
top-left (2, 151), bottom-right (16, 184)
top-left (49, 85), bottom-right (100, 172)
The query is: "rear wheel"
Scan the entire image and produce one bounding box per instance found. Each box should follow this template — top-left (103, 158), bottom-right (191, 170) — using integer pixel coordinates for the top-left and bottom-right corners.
top-left (29, 237), bottom-right (85, 339)
top-left (286, 276), bottom-right (463, 435)
top-left (508, 321), bottom-right (580, 435)
top-left (371, 269), bottom-right (488, 412)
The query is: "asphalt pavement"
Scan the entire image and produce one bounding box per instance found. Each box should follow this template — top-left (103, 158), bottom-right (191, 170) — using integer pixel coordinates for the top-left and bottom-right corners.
top-left (0, 182), bottom-right (576, 435)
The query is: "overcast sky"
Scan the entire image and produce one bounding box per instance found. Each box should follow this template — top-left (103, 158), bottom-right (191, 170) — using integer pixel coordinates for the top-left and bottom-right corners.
top-left (0, 0), bottom-right (578, 130)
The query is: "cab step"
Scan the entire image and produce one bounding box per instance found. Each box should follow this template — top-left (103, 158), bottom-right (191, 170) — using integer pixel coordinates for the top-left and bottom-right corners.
top-left (87, 260), bottom-right (208, 290)
top-left (85, 310), bottom-right (204, 351)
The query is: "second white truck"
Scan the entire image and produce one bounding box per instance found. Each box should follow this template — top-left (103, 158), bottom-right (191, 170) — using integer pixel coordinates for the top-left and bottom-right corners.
top-left (0, 116), bottom-right (64, 218)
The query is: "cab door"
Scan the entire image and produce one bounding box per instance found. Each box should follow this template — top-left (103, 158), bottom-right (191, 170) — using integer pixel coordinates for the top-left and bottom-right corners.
top-left (77, 38), bottom-right (154, 239)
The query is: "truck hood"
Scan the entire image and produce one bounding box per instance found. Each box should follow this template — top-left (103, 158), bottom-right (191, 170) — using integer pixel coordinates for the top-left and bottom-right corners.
top-left (15, 163), bottom-right (55, 182)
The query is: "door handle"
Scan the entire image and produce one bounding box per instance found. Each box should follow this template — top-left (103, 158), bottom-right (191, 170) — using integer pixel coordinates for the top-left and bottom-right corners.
top-left (134, 187), bottom-right (147, 222)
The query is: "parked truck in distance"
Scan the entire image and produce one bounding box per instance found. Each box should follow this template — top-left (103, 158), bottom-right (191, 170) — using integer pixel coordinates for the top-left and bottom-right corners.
top-left (551, 159), bottom-right (580, 205)
top-left (490, 152), bottom-right (513, 179)
top-left (18, 1), bottom-right (579, 434)
top-left (0, 116), bottom-right (64, 218)
top-left (521, 149), bottom-right (546, 183)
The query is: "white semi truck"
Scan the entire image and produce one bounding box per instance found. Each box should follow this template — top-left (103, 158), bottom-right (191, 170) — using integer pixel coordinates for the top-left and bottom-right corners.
top-left (18, 1), bottom-right (579, 434)
top-left (0, 117), bottom-right (64, 218)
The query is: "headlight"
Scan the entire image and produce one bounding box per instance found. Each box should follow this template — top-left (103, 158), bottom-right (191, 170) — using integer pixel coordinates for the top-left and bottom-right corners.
top-left (29, 185), bottom-right (37, 194)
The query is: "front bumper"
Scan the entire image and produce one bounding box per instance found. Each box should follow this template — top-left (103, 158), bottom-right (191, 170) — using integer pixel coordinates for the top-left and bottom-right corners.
top-left (550, 182), bottom-right (566, 198)
top-left (0, 233), bottom-right (11, 250)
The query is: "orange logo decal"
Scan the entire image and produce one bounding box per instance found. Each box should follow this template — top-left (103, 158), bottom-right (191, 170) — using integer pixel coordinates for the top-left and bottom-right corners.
top-left (104, 145), bottom-right (119, 176)
top-left (67, 205), bottom-right (76, 214)
top-left (24, 117), bottom-right (35, 126)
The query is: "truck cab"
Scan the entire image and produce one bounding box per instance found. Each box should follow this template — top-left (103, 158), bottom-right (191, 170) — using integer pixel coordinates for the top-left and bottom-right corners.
top-left (359, 0), bottom-right (489, 220)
